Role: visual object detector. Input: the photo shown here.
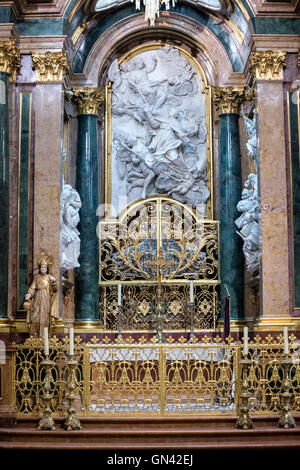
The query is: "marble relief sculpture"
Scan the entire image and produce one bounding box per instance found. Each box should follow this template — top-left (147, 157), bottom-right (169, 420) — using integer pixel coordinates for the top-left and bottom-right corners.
top-left (60, 183), bottom-right (82, 271)
top-left (24, 251), bottom-right (58, 337)
top-left (109, 45), bottom-right (209, 213)
top-left (235, 173), bottom-right (261, 277)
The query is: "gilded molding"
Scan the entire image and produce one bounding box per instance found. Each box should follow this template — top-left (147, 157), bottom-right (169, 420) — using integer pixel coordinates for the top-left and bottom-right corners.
top-left (72, 87), bottom-right (105, 115)
top-left (0, 40), bottom-right (20, 80)
top-left (213, 86), bottom-right (247, 115)
top-left (31, 51), bottom-right (70, 82)
top-left (249, 50), bottom-right (286, 81)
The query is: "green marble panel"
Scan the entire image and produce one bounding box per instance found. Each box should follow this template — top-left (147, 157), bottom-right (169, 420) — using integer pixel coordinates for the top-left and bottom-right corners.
top-left (18, 92), bottom-right (32, 310)
top-left (75, 114), bottom-right (99, 322)
top-left (253, 18), bottom-right (300, 34)
top-left (0, 6), bottom-right (15, 23)
top-left (219, 113), bottom-right (244, 320)
top-left (0, 73), bottom-right (9, 318)
top-left (16, 18), bottom-right (64, 36)
top-left (289, 91), bottom-right (300, 308)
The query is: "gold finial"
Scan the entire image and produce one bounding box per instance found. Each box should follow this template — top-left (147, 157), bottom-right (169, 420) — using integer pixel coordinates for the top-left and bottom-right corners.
top-left (31, 51), bottom-right (70, 82)
top-left (0, 40), bottom-right (20, 80)
top-left (72, 87), bottom-right (105, 115)
top-left (213, 86), bottom-right (246, 115)
top-left (249, 50), bottom-right (286, 81)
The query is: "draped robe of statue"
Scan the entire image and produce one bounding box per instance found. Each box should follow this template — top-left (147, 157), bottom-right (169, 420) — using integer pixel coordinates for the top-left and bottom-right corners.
top-left (26, 273), bottom-right (58, 337)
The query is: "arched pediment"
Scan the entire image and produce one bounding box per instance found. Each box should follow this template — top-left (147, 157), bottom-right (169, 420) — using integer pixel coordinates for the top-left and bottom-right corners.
top-left (69, 10), bottom-right (249, 86)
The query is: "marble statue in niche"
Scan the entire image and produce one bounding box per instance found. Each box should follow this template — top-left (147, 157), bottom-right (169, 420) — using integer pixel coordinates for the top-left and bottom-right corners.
top-left (235, 106), bottom-right (261, 278)
top-left (109, 45), bottom-right (209, 214)
top-left (235, 173), bottom-right (261, 277)
top-left (242, 108), bottom-right (259, 172)
top-left (60, 182), bottom-right (82, 271)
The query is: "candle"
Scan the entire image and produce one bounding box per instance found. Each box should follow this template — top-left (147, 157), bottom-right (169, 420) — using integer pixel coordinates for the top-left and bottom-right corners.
top-left (224, 296), bottom-right (230, 340)
top-left (243, 326), bottom-right (248, 357)
top-left (190, 280), bottom-right (194, 304)
top-left (69, 327), bottom-right (74, 356)
top-left (283, 327), bottom-right (289, 355)
top-left (118, 283), bottom-right (122, 306)
top-left (44, 327), bottom-right (49, 356)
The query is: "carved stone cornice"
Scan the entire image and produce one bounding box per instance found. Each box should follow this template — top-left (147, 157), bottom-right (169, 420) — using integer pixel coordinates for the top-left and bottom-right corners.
top-left (213, 87), bottom-right (247, 115)
top-left (10, 0), bottom-right (72, 18)
top-left (72, 87), bottom-right (105, 115)
top-left (0, 40), bottom-right (21, 80)
top-left (249, 50), bottom-right (286, 81)
top-left (31, 51), bottom-right (70, 82)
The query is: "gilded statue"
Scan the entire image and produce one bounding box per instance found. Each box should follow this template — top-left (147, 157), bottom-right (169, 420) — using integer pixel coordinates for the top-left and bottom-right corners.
top-left (24, 251), bottom-right (59, 337)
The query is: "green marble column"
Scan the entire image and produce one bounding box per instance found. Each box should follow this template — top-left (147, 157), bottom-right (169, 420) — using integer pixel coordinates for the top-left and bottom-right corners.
top-left (219, 113), bottom-right (244, 320)
top-left (0, 72), bottom-right (9, 318)
top-left (73, 88), bottom-right (104, 323)
top-left (214, 87), bottom-right (245, 321)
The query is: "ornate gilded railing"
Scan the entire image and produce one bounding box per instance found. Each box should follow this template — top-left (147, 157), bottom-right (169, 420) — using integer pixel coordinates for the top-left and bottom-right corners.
top-left (99, 196), bottom-right (220, 330)
top-left (12, 334), bottom-right (300, 418)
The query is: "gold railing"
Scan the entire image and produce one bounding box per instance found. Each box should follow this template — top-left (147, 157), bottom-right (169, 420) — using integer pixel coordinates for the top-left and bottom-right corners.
top-left (12, 334), bottom-right (300, 417)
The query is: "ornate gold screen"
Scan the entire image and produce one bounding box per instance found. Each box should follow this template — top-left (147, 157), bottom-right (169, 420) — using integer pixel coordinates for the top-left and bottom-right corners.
top-left (99, 196), bottom-right (220, 331)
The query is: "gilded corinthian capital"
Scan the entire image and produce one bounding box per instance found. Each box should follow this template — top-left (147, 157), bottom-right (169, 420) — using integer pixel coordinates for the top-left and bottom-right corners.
top-left (249, 50), bottom-right (286, 81)
top-left (72, 87), bottom-right (105, 115)
top-left (31, 51), bottom-right (70, 82)
top-left (0, 40), bottom-right (20, 79)
top-left (213, 87), bottom-right (246, 115)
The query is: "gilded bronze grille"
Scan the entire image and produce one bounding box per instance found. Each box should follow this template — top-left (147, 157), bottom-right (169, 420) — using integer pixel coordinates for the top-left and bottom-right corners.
top-left (99, 196), bottom-right (220, 331)
top-left (13, 334), bottom-right (300, 417)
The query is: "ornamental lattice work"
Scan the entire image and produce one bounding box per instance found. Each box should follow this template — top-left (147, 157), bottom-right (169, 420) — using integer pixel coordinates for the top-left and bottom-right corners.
top-left (99, 196), bottom-right (220, 331)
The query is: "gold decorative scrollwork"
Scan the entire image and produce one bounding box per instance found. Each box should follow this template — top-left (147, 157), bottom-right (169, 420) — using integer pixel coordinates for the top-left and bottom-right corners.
top-left (100, 284), bottom-right (218, 331)
top-left (99, 197), bottom-right (219, 282)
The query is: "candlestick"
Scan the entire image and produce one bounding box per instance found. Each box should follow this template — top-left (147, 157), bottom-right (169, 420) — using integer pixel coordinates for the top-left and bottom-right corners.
top-left (235, 358), bottom-right (253, 430)
top-left (243, 326), bottom-right (248, 357)
top-left (118, 283), bottom-right (122, 306)
top-left (283, 327), bottom-right (289, 356)
top-left (189, 280), bottom-right (194, 304)
top-left (64, 358), bottom-right (82, 431)
top-left (278, 356), bottom-right (296, 429)
top-left (38, 358), bottom-right (55, 430)
top-left (44, 327), bottom-right (49, 356)
top-left (69, 327), bottom-right (74, 356)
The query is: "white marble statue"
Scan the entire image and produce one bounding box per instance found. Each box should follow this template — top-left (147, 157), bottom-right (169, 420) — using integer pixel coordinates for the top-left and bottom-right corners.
top-left (235, 173), bottom-right (261, 277)
top-left (60, 183), bottom-right (82, 270)
top-left (108, 45), bottom-right (209, 213)
top-left (242, 108), bottom-right (259, 172)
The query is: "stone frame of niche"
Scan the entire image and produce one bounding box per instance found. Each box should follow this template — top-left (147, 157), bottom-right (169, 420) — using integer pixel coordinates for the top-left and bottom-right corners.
top-left (103, 42), bottom-right (215, 220)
